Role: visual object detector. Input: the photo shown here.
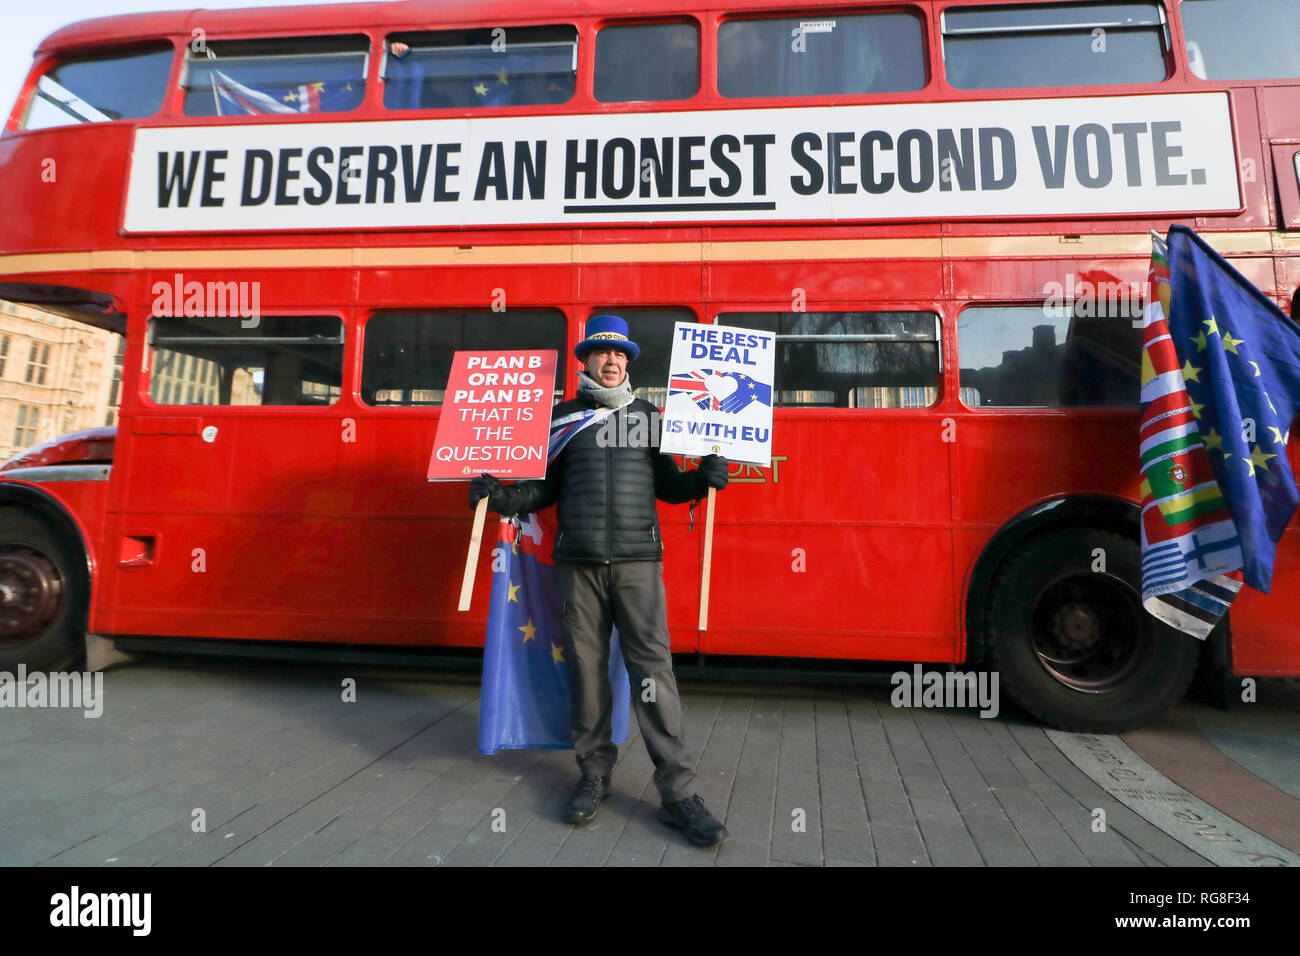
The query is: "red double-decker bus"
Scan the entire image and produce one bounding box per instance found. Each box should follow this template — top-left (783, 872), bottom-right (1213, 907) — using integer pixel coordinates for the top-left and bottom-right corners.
top-left (0, 0), bottom-right (1297, 730)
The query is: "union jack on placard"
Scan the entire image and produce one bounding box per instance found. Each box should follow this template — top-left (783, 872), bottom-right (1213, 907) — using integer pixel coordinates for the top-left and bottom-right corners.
top-left (668, 369), bottom-right (720, 410)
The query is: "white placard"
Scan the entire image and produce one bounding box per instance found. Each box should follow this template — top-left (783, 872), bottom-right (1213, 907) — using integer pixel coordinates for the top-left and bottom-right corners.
top-left (660, 322), bottom-right (775, 467)
top-left (122, 92), bottom-right (1240, 232)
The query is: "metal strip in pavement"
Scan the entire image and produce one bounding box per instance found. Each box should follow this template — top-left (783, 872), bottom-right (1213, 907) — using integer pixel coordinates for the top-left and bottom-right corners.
top-left (1046, 730), bottom-right (1299, 867)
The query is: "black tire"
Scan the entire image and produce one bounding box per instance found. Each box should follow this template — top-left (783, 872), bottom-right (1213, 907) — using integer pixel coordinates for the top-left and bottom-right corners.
top-left (985, 528), bottom-right (1198, 732)
top-left (0, 508), bottom-right (86, 673)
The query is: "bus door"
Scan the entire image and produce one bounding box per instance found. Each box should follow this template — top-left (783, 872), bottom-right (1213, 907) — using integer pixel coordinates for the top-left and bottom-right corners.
top-left (702, 309), bottom-right (956, 663)
top-left (104, 309), bottom-right (355, 642)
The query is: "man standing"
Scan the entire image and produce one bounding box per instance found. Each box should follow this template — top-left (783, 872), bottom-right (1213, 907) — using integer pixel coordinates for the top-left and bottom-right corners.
top-left (470, 315), bottom-right (730, 846)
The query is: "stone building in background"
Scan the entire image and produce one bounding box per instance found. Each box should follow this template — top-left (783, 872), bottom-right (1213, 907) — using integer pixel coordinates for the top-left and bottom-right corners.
top-left (0, 299), bottom-right (124, 461)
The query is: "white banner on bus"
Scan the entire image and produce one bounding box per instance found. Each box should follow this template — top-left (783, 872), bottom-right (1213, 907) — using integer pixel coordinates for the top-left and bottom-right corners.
top-left (660, 322), bottom-right (776, 468)
top-left (123, 92), bottom-right (1239, 233)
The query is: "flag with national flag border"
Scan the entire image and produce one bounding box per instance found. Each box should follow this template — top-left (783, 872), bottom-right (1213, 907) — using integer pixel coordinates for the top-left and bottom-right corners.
top-left (1139, 225), bottom-right (1300, 638)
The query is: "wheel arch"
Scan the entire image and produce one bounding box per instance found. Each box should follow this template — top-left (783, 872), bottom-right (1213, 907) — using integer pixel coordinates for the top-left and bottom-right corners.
top-left (963, 494), bottom-right (1142, 667)
top-left (0, 481), bottom-right (94, 630)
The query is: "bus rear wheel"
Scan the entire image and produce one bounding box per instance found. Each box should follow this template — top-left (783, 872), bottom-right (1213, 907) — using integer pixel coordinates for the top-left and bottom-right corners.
top-left (985, 528), bottom-right (1198, 732)
top-left (0, 509), bottom-right (85, 673)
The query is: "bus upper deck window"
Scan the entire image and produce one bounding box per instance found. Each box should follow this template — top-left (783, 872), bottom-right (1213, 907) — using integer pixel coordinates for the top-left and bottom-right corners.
top-left (1181, 0), bottom-right (1300, 81)
top-left (718, 13), bottom-right (925, 99)
top-left (382, 26), bottom-right (577, 110)
top-left (595, 22), bottom-right (698, 102)
top-left (942, 3), bottom-right (1170, 90)
top-left (181, 35), bottom-right (367, 117)
top-left (22, 44), bottom-right (172, 130)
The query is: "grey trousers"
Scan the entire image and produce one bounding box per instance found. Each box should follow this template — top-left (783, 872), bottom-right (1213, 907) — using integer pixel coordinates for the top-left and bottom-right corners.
top-left (554, 560), bottom-right (696, 803)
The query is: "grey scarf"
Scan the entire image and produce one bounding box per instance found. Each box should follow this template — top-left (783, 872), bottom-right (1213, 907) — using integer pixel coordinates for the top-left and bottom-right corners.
top-left (577, 370), bottom-right (635, 409)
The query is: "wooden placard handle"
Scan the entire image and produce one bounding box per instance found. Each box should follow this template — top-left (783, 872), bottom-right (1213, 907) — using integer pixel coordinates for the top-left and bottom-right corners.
top-left (698, 486), bottom-right (716, 631)
top-left (458, 496), bottom-right (490, 612)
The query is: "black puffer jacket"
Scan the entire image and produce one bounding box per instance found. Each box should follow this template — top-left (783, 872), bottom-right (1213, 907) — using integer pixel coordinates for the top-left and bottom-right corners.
top-left (495, 395), bottom-right (709, 563)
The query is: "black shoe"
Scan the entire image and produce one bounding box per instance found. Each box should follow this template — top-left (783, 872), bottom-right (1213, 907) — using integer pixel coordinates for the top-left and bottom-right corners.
top-left (659, 794), bottom-right (728, 846)
top-left (562, 774), bottom-right (611, 825)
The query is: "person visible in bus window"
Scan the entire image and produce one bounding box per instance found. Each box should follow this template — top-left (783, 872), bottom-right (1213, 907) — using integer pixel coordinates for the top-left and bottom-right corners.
top-left (470, 315), bottom-right (731, 846)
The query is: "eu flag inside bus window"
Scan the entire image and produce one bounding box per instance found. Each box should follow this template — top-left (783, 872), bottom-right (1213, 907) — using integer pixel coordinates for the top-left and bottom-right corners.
top-left (382, 27), bottom-right (576, 110)
top-left (586, 309), bottom-right (698, 405)
top-left (181, 36), bottom-right (367, 117)
top-left (22, 44), bottom-right (172, 130)
top-left (362, 310), bottom-right (567, 406)
top-left (718, 13), bottom-right (925, 98)
top-left (942, 2), bottom-right (1170, 90)
top-left (716, 312), bottom-right (940, 408)
top-left (957, 304), bottom-right (1142, 407)
top-left (147, 316), bottom-right (344, 406)
top-left (1181, 0), bottom-right (1300, 80)
top-left (595, 22), bottom-right (699, 102)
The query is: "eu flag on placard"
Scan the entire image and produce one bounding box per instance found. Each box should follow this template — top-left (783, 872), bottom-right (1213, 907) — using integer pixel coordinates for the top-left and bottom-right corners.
top-left (478, 511), bottom-right (631, 754)
top-left (1139, 225), bottom-right (1300, 637)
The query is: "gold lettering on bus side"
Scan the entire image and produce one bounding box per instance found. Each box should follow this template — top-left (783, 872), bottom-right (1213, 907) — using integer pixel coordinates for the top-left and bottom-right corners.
top-left (679, 454), bottom-right (788, 484)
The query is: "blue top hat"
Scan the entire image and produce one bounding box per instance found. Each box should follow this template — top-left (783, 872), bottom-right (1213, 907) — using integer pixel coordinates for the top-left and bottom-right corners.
top-left (575, 314), bottom-right (640, 363)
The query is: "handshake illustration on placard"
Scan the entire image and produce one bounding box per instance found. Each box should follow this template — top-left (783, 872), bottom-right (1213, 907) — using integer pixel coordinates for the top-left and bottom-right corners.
top-left (668, 369), bottom-right (773, 414)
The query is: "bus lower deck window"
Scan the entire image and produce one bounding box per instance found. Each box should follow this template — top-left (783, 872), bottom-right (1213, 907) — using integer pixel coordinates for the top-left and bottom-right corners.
top-left (957, 304), bottom-right (1142, 407)
top-left (147, 315), bottom-right (344, 406)
top-left (585, 309), bottom-right (698, 405)
top-left (361, 310), bottom-right (566, 406)
top-left (716, 311), bottom-right (940, 409)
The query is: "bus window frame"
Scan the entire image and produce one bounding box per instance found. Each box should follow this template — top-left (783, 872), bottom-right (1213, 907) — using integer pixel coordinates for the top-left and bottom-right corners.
top-left (15, 39), bottom-right (181, 133)
top-left (935, 0), bottom-right (1176, 95)
top-left (581, 304), bottom-right (702, 406)
top-left (954, 300), bottom-right (1145, 412)
top-left (356, 305), bottom-right (573, 409)
top-left (1177, 0), bottom-right (1300, 88)
top-left (710, 4), bottom-right (935, 103)
top-left (590, 16), bottom-right (705, 107)
top-left (174, 32), bottom-right (373, 121)
top-left (377, 22), bottom-right (583, 117)
top-left (708, 302), bottom-right (946, 413)
top-left (141, 309), bottom-right (348, 410)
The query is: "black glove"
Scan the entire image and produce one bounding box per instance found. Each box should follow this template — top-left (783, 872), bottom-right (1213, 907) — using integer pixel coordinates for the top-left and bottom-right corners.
top-left (469, 473), bottom-right (504, 511)
top-left (698, 454), bottom-right (729, 490)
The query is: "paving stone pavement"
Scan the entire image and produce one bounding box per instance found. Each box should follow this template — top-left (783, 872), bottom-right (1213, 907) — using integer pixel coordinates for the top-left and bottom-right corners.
top-left (0, 658), bottom-right (1213, 867)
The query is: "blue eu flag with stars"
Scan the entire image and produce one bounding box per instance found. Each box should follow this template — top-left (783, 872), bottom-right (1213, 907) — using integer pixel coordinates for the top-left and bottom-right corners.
top-left (478, 513), bottom-right (631, 754)
top-left (1166, 224), bottom-right (1300, 592)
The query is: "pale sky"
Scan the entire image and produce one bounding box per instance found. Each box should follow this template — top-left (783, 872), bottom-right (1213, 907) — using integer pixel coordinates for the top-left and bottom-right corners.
top-left (1, 1), bottom-right (398, 118)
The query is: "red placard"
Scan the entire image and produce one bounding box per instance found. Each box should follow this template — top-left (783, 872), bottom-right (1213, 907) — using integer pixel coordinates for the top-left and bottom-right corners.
top-left (427, 349), bottom-right (558, 481)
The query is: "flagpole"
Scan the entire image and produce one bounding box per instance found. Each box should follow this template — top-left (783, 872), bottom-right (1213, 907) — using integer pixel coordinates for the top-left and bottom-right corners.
top-left (698, 486), bottom-right (716, 630)
top-left (459, 496), bottom-right (489, 611)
